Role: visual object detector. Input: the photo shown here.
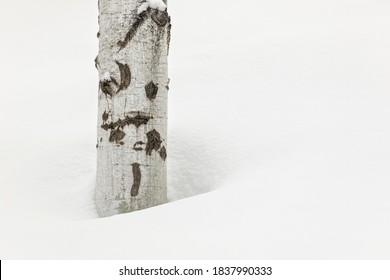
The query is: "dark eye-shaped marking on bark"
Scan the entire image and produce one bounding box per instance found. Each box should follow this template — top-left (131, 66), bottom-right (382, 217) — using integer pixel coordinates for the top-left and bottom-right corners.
top-left (159, 146), bottom-right (167, 161)
top-left (131, 163), bottom-right (141, 197)
top-left (133, 141), bottom-right (145, 151)
top-left (117, 11), bottom-right (148, 51)
top-left (109, 128), bottom-right (126, 143)
top-left (115, 61), bottom-right (131, 92)
top-left (145, 81), bottom-right (158, 101)
top-left (128, 114), bottom-right (151, 128)
top-left (146, 129), bottom-right (162, 155)
top-left (151, 10), bottom-right (169, 26)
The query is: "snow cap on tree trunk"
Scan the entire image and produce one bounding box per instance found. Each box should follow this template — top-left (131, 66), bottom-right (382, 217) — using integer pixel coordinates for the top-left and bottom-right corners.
top-left (138, 0), bottom-right (167, 14)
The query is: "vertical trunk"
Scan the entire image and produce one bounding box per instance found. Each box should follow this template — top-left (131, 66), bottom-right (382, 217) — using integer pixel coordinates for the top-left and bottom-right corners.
top-left (95, 0), bottom-right (170, 217)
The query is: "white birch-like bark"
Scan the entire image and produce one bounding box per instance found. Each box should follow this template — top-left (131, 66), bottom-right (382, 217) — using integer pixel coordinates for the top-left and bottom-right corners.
top-left (95, 0), bottom-right (170, 217)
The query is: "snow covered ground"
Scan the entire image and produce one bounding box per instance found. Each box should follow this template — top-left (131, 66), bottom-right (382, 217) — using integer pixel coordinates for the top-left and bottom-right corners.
top-left (0, 0), bottom-right (390, 259)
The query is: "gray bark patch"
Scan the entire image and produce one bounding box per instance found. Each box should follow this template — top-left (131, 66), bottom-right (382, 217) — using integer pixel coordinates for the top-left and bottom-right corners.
top-left (159, 146), bottom-right (167, 161)
top-left (145, 81), bottom-right (158, 100)
top-left (115, 61), bottom-right (131, 91)
top-left (117, 11), bottom-right (148, 51)
top-left (117, 201), bottom-right (130, 214)
top-left (146, 129), bottom-right (162, 155)
top-left (131, 163), bottom-right (141, 197)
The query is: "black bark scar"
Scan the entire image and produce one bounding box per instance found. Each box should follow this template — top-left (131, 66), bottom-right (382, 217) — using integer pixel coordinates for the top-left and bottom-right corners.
top-left (159, 146), bottom-right (167, 161)
top-left (94, 56), bottom-right (100, 69)
top-left (151, 10), bottom-right (169, 26)
top-left (110, 76), bottom-right (119, 87)
top-left (101, 112), bottom-right (152, 131)
top-left (102, 111), bottom-right (109, 122)
top-left (117, 11), bottom-right (148, 51)
top-left (133, 141), bottom-right (145, 151)
top-left (146, 129), bottom-right (162, 155)
top-left (116, 61), bottom-right (131, 92)
top-left (109, 128), bottom-right (126, 143)
top-left (167, 20), bottom-right (172, 55)
top-left (99, 80), bottom-right (115, 97)
top-left (145, 81), bottom-right (158, 100)
top-left (131, 163), bottom-right (141, 196)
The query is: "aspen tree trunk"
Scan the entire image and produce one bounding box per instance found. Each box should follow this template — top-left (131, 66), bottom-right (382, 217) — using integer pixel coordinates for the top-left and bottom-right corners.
top-left (95, 0), bottom-right (170, 217)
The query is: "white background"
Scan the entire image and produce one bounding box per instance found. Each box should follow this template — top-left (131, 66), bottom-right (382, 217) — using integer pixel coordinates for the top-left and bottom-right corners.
top-left (0, 0), bottom-right (389, 259)
top-left (3, 260), bottom-right (390, 280)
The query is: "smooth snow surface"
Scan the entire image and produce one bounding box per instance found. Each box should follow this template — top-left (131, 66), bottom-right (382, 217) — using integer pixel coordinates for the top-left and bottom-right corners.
top-left (1, 0), bottom-right (390, 259)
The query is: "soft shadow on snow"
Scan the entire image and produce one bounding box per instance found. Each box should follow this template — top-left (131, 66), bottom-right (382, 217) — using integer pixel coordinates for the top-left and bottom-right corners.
top-left (19, 126), bottom-right (238, 220)
top-left (18, 126), bottom-right (238, 220)
top-left (167, 127), bottom-right (236, 202)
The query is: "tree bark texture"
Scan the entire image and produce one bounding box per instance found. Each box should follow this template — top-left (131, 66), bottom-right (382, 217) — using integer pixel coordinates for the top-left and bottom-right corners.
top-left (95, 0), bottom-right (170, 217)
